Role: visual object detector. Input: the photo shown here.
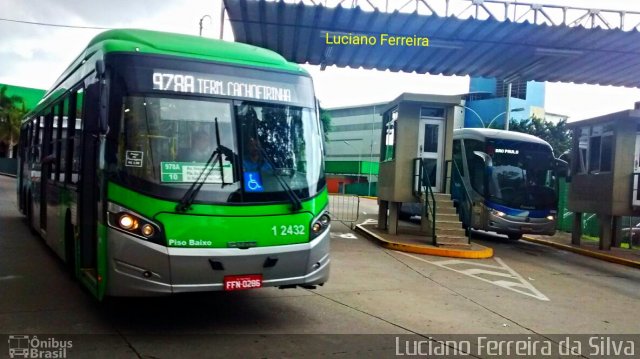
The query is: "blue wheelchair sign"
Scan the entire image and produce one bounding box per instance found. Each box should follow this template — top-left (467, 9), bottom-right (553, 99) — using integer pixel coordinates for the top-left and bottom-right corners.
top-left (244, 172), bottom-right (264, 192)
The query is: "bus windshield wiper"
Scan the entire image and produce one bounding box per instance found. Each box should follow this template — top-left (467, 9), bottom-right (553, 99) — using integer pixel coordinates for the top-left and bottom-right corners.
top-left (256, 146), bottom-right (302, 212)
top-left (176, 118), bottom-right (232, 213)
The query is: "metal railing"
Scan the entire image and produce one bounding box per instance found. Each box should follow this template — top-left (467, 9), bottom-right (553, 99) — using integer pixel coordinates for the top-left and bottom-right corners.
top-left (450, 159), bottom-right (473, 243)
top-left (328, 194), bottom-right (360, 229)
top-left (413, 158), bottom-right (436, 245)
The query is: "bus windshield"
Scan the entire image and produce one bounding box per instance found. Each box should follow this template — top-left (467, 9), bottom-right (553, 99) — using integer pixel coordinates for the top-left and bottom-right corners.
top-left (487, 143), bottom-right (556, 210)
top-left (115, 95), bottom-right (324, 203)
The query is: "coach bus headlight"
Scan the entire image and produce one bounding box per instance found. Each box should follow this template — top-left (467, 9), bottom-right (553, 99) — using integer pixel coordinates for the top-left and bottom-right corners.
top-left (546, 215), bottom-right (555, 221)
top-left (492, 209), bottom-right (506, 218)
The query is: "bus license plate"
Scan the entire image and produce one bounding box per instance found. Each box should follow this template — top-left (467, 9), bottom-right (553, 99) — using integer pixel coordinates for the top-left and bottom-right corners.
top-left (223, 274), bottom-right (263, 291)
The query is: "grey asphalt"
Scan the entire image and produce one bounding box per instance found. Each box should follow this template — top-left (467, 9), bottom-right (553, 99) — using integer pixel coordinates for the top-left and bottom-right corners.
top-left (1, 178), bottom-right (639, 358)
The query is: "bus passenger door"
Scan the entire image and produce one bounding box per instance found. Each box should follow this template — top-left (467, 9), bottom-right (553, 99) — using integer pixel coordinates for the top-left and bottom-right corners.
top-left (77, 84), bottom-right (101, 295)
top-left (417, 119), bottom-right (444, 192)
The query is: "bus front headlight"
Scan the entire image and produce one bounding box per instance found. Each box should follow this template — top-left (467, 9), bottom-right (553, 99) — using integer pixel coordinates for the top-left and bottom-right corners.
top-left (546, 215), bottom-right (555, 221)
top-left (310, 211), bottom-right (331, 239)
top-left (108, 203), bottom-right (164, 245)
top-left (118, 214), bottom-right (138, 230)
top-left (492, 209), bottom-right (506, 217)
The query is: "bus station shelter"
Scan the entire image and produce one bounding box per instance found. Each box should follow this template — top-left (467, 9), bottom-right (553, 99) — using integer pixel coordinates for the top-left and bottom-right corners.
top-left (223, 0), bottom-right (640, 248)
top-left (567, 103), bottom-right (640, 249)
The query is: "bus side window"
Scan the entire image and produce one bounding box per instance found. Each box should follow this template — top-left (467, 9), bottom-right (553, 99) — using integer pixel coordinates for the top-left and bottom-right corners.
top-left (23, 123), bottom-right (31, 160)
top-left (470, 157), bottom-right (485, 195)
top-left (34, 115), bottom-right (44, 168)
top-left (452, 139), bottom-right (464, 176)
top-left (70, 88), bottom-right (84, 185)
top-left (43, 108), bottom-right (54, 173)
top-left (52, 101), bottom-right (64, 181)
top-left (58, 98), bottom-right (70, 183)
top-left (464, 139), bottom-right (485, 195)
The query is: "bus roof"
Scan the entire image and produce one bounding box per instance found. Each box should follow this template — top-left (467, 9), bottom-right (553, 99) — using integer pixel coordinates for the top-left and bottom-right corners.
top-left (453, 128), bottom-right (552, 147)
top-left (88, 29), bottom-right (304, 73)
top-left (33, 29), bottom-right (307, 116)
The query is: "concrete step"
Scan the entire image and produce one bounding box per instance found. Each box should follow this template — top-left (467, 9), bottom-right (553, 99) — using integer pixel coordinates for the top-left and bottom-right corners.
top-left (435, 227), bottom-right (467, 237)
top-left (436, 206), bottom-right (457, 215)
top-left (436, 235), bottom-right (470, 247)
top-left (435, 213), bottom-right (460, 222)
top-left (433, 193), bottom-right (452, 200)
top-left (435, 220), bottom-right (463, 230)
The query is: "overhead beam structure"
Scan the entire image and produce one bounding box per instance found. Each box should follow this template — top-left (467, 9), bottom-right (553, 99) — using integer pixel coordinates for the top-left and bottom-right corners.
top-left (223, 0), bottom-right (640, 87)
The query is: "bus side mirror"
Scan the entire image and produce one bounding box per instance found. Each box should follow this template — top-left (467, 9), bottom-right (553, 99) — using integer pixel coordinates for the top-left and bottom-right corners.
top-left (473, 151), bottom-right (493, 167)
top-left (95, 60), bottom-right (109, 134)
top-left (555, 158), bottom-right (569, 178)
top-left (95, 59), bottom-right (105, 77)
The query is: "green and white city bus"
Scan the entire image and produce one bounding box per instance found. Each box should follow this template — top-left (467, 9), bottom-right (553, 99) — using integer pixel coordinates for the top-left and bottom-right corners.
top-left (17, 29), bottom-right (330, 299)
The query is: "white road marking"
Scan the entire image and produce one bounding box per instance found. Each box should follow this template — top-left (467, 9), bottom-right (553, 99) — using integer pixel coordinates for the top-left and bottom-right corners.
top-left (395, 252), bottom-right (550, 301)
top-left (0, 275), bottom-right (19, 281)
top-left (330, 232), bottom-right (358, 239)
top-left (494, 257), bottom-right (550, 301)
top-left (361, 219), bottom-right (378, 225)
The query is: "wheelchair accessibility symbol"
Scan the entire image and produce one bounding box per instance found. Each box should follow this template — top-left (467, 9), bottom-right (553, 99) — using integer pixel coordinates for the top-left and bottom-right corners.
top-left (244, 172), bottom-right (264, 192)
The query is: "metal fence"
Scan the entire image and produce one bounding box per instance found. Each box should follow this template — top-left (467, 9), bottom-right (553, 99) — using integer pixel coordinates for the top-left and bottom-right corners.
top-left (328, 194), bottom-right (360, 229)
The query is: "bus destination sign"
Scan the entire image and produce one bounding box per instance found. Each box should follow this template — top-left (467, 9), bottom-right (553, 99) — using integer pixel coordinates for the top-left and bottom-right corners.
top-left (160, 162), bottom-right (233, 184)
top-left (152, 70), bottom-right (298, 105)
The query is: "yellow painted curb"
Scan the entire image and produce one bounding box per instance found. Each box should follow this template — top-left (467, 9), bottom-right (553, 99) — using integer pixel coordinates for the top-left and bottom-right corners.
top-left (356, 224), bottom-right (493, 259)
top-left (358, 196), bottom-right (378, 200)
top-left (522, 236), bottom-right (640, 269)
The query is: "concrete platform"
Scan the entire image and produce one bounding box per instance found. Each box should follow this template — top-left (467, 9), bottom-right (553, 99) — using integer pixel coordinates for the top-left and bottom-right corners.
top-left (356, 223), bottom-right (493, 259)
top-left (524, 233), bottom-right (640, 270)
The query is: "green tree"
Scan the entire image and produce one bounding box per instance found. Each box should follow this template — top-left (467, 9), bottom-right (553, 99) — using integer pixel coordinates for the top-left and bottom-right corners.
top-left (0, 86), bottom-right (27, 158)
top-left (509, 116), bottom-right (572, 157)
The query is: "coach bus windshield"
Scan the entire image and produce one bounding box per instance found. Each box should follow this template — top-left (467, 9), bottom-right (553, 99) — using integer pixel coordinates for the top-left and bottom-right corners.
top-left (115, 95), bottom-right (324, 203)
top-left (486, 142), bottom-right (556, 210)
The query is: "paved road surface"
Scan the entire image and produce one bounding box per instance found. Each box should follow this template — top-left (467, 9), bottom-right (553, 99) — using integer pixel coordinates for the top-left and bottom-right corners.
top-left (1, 180), bottom-right (639, 357)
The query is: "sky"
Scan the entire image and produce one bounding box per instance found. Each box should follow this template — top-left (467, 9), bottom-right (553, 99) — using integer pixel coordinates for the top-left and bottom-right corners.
top-left (1, 0), bottom-right (640, 122)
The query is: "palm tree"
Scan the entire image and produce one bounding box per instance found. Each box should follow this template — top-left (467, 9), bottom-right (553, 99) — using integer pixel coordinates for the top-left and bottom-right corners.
top-left (0, 86), bottom-right (26, 158)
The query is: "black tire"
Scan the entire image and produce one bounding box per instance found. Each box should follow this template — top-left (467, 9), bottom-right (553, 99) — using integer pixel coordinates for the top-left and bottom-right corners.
top-left (508, 233), bottom-right (522, 240)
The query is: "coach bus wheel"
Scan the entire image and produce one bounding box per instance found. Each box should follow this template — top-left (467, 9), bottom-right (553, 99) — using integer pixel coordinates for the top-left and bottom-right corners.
top-left (508, 233), bottom-right (522, 240)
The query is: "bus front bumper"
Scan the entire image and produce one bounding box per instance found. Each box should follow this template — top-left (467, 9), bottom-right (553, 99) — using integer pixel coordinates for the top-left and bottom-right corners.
top-left (487, 213), bottom-right (556, 236)
top-left (105, 227), bottom-right (330, 297)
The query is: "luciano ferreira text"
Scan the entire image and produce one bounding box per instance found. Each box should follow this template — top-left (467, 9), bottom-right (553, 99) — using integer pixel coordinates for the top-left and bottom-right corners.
top-left (395, 336), bottom-right (636, 357)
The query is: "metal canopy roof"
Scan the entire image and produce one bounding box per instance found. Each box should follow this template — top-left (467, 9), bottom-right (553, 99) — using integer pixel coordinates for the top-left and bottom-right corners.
top-left (223, 0), bottom-right (640, 87)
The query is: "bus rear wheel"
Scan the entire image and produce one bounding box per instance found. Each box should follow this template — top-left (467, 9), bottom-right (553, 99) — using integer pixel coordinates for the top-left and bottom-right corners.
top-left (508, 233), bottom-right (522, 240)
